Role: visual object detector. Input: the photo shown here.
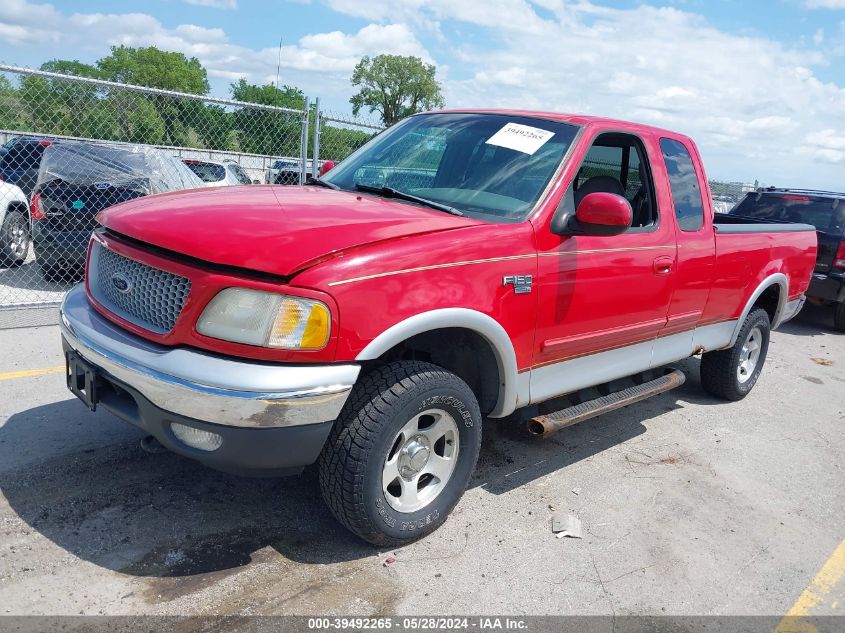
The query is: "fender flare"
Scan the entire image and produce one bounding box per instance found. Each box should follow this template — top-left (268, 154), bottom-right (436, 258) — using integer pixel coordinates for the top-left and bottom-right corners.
top-left (730, 273), bottom-right (788, 345)
top-left (355, 308), bottom-right (521, 418)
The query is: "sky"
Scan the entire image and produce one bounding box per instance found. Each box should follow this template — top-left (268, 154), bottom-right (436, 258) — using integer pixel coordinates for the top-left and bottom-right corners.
top-left (1, 0), bottom-right (844, 188)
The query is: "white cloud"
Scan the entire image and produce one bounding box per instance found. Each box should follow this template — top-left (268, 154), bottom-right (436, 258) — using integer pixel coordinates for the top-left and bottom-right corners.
top-left (323, 0), bottom-right (845, 186)
top-left (184, 0), bottom-right (239, 9)
top-left (805, 0), bottom-right (845, 8)
top-left (474, 67), bottom-right (527, 87)
top-left (2, 0), bottom-right (845, 186)
top-left (0, 0), bottom-right (431, 98)
top-left (801, 129), bottom-right (845, 164)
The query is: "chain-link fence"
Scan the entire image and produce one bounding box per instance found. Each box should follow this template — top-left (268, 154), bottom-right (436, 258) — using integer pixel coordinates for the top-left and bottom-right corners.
top-left (0, 64), bottom-right (383, 328)
top-left (709, 179), bottom-right (760, 214)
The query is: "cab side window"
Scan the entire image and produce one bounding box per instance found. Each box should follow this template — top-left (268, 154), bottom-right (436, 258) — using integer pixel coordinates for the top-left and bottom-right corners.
top-left (574, 133), bottom-right (658, 229)
top-left (660, 138), bottom-right (705, 231)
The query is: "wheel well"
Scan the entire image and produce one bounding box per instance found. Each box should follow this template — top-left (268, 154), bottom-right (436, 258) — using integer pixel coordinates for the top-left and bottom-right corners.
top-left (751, 284), bottom-right (782, 324)
top-left (6, 201), bottom-right (28, 217)
top-left (366, 327), bottom-right (501, 415)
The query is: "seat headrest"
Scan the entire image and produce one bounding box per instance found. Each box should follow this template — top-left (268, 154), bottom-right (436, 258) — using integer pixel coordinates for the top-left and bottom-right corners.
top-left (575, 175), bottom-right (626, 206)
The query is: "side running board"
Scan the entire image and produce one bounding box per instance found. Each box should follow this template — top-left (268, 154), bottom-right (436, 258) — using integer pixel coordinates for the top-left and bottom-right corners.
top-left (527, 368), bottom-right (686, 437)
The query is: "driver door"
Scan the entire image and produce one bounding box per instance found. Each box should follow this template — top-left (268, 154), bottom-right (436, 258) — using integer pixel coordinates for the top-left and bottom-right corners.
top-left (529, 128), bottom-right (677, 403)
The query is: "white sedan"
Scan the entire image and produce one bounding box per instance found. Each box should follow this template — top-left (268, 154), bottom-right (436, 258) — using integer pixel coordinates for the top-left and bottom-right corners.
top-left (182, 159), bottom-right (254, 187)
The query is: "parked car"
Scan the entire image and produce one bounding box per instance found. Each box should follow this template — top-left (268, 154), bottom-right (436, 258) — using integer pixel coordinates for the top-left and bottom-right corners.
top-left (0, 180), bottom-right (30, 266)
top-left (729, 187), bottom-right (845, 331)
top-left (0, 136), bottom-right (55, 197)
top-left (31, 141), bottom-right (203, 279)
top-left (182, 159), bottom-right (254, 187)
top-left (265, 158), bottom-right (302, 184)
top-left (711, 193), bottom-right (739, 215)
top-left (265, 159), bottom-right (328, 184)
top-left (60, 111), bottom-right (816, 545)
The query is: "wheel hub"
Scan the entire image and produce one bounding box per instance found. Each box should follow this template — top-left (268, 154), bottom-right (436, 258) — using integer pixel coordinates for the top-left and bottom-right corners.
top-left (382, 408), bottom-right (461, 514)
top-left (737, 326), bottom-right (763, 384)
top-left (398, 436), bottom-right (431, 479)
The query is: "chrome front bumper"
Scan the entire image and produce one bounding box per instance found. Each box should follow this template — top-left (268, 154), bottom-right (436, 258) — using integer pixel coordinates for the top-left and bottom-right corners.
top-left (59, 284), bottom-right (360, 429)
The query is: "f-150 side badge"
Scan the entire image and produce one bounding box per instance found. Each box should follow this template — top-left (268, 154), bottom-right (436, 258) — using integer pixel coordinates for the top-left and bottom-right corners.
top-left (503, 274), bottom-right (533, 294)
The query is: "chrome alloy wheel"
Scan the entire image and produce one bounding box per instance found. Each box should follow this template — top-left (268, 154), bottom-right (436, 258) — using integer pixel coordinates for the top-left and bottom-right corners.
top-left (5, 214), bottom-right (29, 260)
top-left (382, 408), bottom-right (460, 513)
top-left (737, 326), bottom-right (763, 384)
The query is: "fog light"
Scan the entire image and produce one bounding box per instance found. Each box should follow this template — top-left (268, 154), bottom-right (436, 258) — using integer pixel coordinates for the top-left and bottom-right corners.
top-left (171, 423), bottom-right (223, 452)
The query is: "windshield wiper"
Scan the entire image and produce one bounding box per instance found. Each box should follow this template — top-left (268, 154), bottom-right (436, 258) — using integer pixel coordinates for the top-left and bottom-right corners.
top-left (306, 175), bottom-right (340, 190)
top-left (354, 183), bottom-right (463, 216)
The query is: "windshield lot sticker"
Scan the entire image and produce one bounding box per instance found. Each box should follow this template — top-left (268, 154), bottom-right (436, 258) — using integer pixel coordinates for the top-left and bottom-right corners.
top-left (486, 122), bottom-right (555, 155)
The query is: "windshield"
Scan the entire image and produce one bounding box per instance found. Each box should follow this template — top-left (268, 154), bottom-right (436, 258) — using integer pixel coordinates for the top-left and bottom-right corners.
top-left (323, 112), bottom-right (580, 222)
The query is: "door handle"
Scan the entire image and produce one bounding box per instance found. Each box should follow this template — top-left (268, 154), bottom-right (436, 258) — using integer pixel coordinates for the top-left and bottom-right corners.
top-left (653, 256), bottom-right (674, 275)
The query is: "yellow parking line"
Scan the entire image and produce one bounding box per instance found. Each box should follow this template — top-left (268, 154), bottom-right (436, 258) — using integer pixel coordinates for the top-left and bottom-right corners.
top-left (775, 538), bottom-right (845, 632)
top-left (0, 365), bottom-right (65, 381)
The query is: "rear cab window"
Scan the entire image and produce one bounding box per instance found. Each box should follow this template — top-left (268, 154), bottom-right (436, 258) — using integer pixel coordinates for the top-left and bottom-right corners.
top-left (660, 138), bottom-right (705, 231)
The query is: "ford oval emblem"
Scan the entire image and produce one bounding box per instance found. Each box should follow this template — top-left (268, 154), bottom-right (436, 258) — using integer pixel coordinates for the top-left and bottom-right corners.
top-left (111, 272), bottom-right (132, 294)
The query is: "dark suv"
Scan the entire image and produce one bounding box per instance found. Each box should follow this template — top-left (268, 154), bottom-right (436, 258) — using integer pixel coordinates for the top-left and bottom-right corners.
top-left (31, 141), bottom-right (203, 279)
top-left (0, 137), bottom-right (55, 197)
top-left (728, 188), bottom-right (845, 331)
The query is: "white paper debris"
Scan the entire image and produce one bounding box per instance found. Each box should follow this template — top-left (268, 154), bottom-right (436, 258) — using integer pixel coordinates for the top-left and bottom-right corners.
top-left (552, 513), bottom-right (583, 539)
top-left (485, 122), bottom-right (555, 155)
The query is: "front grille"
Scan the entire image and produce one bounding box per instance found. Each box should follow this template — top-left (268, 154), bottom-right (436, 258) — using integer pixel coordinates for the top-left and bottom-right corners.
top-left (90, 242), bottom-right (191, 334)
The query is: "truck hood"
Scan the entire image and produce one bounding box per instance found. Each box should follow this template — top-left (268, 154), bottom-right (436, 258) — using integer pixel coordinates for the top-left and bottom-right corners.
top-left (98, 185), bottom-right (481, 277)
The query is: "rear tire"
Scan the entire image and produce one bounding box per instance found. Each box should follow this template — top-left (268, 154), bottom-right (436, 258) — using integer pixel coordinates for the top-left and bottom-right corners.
top-left (834, 301), bottom-right (845, 333)
top-left (700, 308), bottom-right (770, 401)
top-left (318, 361), bottom-right (482, 546)
top-left (0, 211), bottom-right (30, 267)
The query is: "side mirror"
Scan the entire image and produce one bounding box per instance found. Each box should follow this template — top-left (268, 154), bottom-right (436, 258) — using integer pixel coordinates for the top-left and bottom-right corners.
top-left (319, 161), bottom-right (336, 176)
top-left (571, 192), bottom-right (632, 236)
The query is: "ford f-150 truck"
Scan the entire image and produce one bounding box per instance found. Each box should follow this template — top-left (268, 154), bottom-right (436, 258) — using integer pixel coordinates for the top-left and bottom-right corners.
top-left (59, 111), bottom-right (817, 545)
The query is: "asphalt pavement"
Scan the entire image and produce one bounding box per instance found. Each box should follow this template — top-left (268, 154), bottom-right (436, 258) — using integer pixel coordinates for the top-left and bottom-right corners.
top-left (0, 303), bottom-right (842, 618)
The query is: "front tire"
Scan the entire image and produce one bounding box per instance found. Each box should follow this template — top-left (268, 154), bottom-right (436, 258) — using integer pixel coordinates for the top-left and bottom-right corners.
top-left (700, 308), bottom-right (770, 401)
top-left (318, 361), bottom-right (482, 546)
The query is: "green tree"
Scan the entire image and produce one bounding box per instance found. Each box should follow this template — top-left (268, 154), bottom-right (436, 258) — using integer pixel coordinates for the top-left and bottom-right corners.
top-left (96, 46), bottom-right (210, 146)
top-left (40, 59), bottom-right (100, 80)
top-left (230, 79), bottom-right (305, 110)
top-left (97, 46), bottom-right (209, 94)
top-left (17, 60), bottom-right (105, 138)
top-left (349, 55), bottom-right (444, 126)
top-left (230, 79), bottom-right (304, 156)
top-left (0, 76), bottom-right (27, 130)
top-left (320, 125), bottom-right (374, 161)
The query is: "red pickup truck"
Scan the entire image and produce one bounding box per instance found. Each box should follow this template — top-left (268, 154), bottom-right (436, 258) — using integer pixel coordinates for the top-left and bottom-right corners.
top-left (60, 111), bottom-right (817, 545)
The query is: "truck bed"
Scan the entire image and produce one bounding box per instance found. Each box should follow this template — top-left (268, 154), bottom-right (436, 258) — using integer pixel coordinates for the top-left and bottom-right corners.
top-left (714, 214), bottom-right (816, 234)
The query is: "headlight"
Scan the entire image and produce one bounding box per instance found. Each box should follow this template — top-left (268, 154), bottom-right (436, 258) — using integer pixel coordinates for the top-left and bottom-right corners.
top-left (196, 288), bottom-right (330, 350)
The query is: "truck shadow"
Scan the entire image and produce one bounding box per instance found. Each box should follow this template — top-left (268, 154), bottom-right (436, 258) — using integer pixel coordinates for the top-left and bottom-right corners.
top-left (471, 356), bottom-right (717, 495)
top-left (1, 360), bottom-right (717, 579)
top-left (778, 302), bottom-right (837, 336)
